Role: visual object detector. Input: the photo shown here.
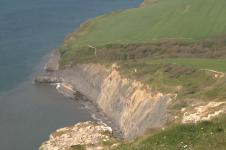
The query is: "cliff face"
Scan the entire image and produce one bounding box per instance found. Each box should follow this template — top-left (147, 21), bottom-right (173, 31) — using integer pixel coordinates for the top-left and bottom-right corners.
top-left (58, 64), bottom-right (172, 139)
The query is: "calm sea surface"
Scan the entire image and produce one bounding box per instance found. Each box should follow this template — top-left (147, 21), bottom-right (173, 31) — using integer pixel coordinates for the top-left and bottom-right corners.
top-left (0, 0), bottom-right (142, 149)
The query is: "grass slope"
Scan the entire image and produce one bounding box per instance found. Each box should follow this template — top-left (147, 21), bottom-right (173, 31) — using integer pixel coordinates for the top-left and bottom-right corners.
top-left (145, 58), bottom-right (226, 72)
top-left (115, 116), bottom-right (226, 150)
top-left (60, 0), bottom-right (226, 66)
top-left (60, 0), bottom-right (226, 51)
top-left (79, 0), bottom-right (226, 43)
top-left (118, 60), bottom-right (226, 103)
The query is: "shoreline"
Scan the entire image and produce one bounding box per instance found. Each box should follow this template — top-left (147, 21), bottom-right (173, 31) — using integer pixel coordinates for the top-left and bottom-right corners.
top-left (1, 1), bottom-right (145, 150)
top-left (37, 0), bottom-right (152, 138)
top-left (36, 51), bottom-right (124, 139)
top-left (37, 0), bottom-right (157, 149)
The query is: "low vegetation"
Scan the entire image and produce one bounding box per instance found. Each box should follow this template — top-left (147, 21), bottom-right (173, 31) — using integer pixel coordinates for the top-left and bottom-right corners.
top-left (145, 58), bottom-right (226, 72)
top-left (114, 115), bottom-right (226, 150)
top-left (70, 145), bottom-right (85, 150)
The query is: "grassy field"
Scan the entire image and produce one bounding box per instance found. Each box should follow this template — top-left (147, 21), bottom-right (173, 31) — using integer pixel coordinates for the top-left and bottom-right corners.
top-left (114, 115), bottom-right (226, 150)
top-left (59, 0), bottom-right (226, 64)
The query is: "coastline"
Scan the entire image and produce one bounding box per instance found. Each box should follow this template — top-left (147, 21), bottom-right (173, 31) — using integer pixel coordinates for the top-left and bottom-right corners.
top-left (1, 1), bottom-right (145, 150)
top-left (0, 69), bottom-right (93, 150)
top-left (37, 0), bottom-right (154, 149)
top-left (37, 54), bottom-right (171, 149)
top-left (37, 0), bottom-right (151, 135)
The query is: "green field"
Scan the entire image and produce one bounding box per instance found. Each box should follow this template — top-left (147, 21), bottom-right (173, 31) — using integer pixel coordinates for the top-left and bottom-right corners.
top-left (59, 0), bottom-right (226, 66)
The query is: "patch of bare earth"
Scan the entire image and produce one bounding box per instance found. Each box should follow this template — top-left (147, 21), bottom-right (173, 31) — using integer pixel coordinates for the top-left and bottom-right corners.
top-left (181, 102), bottom-right (226, 124)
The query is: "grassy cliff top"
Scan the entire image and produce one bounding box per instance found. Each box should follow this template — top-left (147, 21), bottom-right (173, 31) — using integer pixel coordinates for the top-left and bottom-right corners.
top-left (59, 0), bottom-right (226, 66)
top-left (60, 0), bottom-right (226, 52)
top-left (58, 0), bottom-right (226, 103)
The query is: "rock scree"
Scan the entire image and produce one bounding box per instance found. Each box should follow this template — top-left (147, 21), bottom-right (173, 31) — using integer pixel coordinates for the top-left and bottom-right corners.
top-left (39, 121), bottom-right (115, 150)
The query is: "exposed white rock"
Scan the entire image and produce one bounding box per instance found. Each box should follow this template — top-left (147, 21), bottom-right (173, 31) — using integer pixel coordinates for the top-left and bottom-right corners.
top-left (182, 102), bottom-right (226, 123)
top-left (39, 121), bottom-right (114, 150)
top-left (110, 143), bottom-right (120, 149)
top-left (56, 83), bottom-right (76, 98)
top-left (201, 69), bottom-right (225, 79)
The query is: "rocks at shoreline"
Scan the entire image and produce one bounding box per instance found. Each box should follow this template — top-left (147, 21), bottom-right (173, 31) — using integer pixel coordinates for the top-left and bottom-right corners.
top-left (44, 49), bottom-right (60, 72)
top-left (56, 82), bottom-right (76, 98)
top-left (34, 75), bottom-right (62, 84)
top-left (34, 49), bottom-right (62, 84)
top-left (39, 121), bottom-right (117, 150)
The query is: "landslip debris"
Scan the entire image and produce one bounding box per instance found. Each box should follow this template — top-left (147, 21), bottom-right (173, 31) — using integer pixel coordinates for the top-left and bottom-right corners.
top-left (39, 121), bottom-right (114, 150)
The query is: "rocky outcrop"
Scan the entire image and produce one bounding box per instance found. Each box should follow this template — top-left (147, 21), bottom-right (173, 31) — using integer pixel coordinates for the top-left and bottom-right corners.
top-left (57, 64), bottom-right (172, 139)
top-left (34, 75), bottom-right (61, 84)
top-left (55, 83), bottom-right (76, 98)
top-left (44, 49), bottom-right (60, 72)
top-left (39, 121), bottom-right (115, 150)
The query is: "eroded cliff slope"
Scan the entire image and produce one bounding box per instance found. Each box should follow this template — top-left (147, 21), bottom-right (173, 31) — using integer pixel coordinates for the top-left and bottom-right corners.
top-left (58, 64), bottom-right (172, 139)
